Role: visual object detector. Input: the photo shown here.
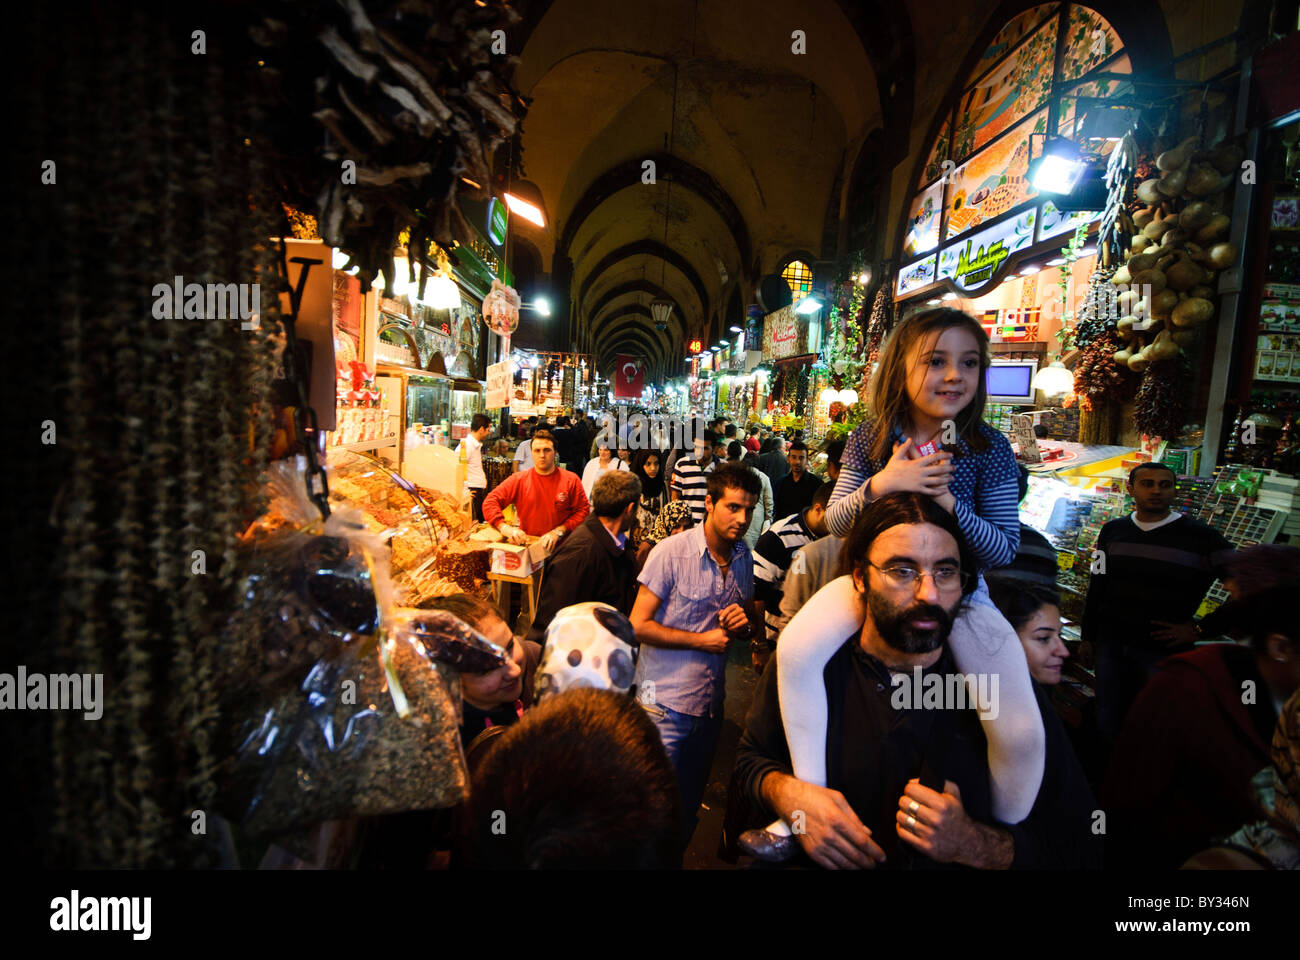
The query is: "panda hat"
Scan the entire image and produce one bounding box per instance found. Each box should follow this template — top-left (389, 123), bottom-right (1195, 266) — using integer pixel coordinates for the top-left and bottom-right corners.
top-left (534, 602), bottom-right (640, 704)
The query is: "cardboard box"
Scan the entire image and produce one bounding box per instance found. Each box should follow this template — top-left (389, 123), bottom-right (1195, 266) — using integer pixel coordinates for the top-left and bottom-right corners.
top-left (1161, 447), bottom-right (1201, 476)
top-left (489, 540), bottom-right (549, 576)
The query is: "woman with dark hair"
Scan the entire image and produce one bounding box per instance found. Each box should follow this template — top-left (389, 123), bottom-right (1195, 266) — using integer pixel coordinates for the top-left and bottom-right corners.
top-left (752, 309), bottom-right (1042, 855)
top-left (421, 593), bottom-right (541, 748)
top-left (631, 448), bottom-right (667, 541)
top-left (986, 577), bottom-right (1068, 687)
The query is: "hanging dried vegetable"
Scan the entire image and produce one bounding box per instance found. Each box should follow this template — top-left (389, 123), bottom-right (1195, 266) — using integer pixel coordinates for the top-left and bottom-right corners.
top-left (1073, 333), bottom-right (1134, 412)
top-left (20, 4), bottom-right (282, 867)
top-left (249, 0), bottom-right (526, 295)
top-left (1070, 269), bottom-right (1121, 349)
top-left (1133, 358), bottom-right (1188, 441)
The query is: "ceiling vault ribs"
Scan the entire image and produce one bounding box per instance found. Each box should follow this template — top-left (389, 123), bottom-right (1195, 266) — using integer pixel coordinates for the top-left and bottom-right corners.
top-left (577, 240), bottom-right (709, 324)
top-left (557, 152), bottom-right (753, 268)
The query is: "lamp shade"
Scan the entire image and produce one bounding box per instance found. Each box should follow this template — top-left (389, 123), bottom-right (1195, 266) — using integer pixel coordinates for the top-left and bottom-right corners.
top-left (837, 388), bottom-right (859, 406)
top-left (1032, 360), bottom-right (1074, 395)
top-left (650, 300), bottom-right (674, 329)
top-left (819, 386), bottom-right (838, 405)
top-left (421, 270), bottom-right (462, 309)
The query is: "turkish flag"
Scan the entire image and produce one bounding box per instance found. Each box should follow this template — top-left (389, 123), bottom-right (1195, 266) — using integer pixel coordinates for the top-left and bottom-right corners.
top-left (613, 355), bottom-right (645, 398)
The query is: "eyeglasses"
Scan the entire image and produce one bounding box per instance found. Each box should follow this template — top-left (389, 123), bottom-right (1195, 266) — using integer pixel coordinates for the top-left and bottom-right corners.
top-left (867, 562), bottom-right (970, 592)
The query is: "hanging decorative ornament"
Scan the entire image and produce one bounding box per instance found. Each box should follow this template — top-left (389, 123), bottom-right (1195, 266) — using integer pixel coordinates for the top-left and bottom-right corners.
top-left (481, 279), bottom-right (521, 337)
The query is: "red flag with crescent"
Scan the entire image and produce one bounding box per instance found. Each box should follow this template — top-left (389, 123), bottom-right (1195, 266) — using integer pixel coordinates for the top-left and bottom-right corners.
top-left (613, 355), bottom-right (645, 398)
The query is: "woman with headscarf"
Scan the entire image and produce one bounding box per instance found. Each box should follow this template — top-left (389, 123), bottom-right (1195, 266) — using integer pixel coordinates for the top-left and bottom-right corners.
top-left (630, 448), bottom-right (667, 541)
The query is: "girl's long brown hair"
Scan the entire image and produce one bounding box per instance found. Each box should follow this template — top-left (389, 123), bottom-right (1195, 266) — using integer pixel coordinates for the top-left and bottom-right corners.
top-left (865, 308), bottom-right (992, 461)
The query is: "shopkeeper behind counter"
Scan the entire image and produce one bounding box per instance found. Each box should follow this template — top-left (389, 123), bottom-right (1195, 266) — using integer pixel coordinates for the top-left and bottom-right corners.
top-left (483, 427), bottom-right (590, 551)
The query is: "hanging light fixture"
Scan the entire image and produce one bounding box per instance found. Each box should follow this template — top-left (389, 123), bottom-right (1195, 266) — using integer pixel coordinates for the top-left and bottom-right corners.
top-left (651, 299), bottom-right (674, 331)
top-left (420, 267), bottom-right (462, 309)
top-left (838, 388), bottom-right (859, 406)
top-left (819, 386), bottom-right (838, 405)
top-left (1032, 360), bottom-right (1074, 396)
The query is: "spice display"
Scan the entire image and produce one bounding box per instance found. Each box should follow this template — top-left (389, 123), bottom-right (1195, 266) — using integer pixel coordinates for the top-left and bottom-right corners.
top-left (222, 490), bottom-right (476, 842)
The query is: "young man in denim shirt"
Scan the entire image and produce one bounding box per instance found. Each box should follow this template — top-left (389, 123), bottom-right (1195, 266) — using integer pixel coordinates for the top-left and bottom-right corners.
top-left (631, 464), bottom-right (762, 845)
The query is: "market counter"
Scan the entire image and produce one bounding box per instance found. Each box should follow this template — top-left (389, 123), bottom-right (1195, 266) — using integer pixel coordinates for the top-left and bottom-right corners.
top-left (1023, 443), bottom-right (1136, 479)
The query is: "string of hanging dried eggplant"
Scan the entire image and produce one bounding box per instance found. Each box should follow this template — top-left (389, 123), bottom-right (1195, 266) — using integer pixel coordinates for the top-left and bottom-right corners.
top-left (249, 0), bottom-right (526, 295)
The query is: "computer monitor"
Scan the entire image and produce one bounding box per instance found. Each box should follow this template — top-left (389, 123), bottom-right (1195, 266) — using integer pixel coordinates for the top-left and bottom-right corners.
top-left (986, 359), bottom-right (1038, 404)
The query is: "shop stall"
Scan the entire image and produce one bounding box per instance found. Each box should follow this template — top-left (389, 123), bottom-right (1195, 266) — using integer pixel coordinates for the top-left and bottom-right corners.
top-left (759, 302), bottom-right (822, 431)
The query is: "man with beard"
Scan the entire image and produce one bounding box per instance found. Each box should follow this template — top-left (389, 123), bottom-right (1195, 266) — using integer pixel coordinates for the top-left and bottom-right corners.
top-left (733, 492), bottom-right (1099, 869)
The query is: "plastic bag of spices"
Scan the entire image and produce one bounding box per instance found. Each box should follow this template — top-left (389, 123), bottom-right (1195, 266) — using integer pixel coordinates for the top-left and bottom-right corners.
top-left (220, 463), bottom-right (504, 844)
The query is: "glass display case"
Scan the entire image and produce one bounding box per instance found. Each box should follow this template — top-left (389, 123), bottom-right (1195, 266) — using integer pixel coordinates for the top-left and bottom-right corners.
top-left (450, 379), bottom-right (484, 440)
top-left (406, 373), bottom-right (453, 448)
top-left (325, 449), bottom-right (477, 605)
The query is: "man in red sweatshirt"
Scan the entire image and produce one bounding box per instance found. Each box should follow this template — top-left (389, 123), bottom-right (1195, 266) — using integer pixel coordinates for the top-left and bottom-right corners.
top-left (484, 428), bottom-right (589, 552)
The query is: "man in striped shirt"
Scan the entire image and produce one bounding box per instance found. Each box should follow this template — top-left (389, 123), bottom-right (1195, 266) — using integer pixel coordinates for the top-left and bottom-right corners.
top-left (670, 435), bottom-right (716, 524)
top-left (751, 481), bottom-right (833, 673)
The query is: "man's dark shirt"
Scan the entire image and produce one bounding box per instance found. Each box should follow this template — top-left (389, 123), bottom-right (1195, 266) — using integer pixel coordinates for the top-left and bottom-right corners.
top-left (1082, 514), bottom-right (1233, 653)
top-left (755, 449), bottom-right (788, 487)
top-left (774, 470), bottom-right (821, 522)
top-left (734, 634), bottom-right (1101, 869)
top-left (551, 426), bottom-right (575, 464)
top-left (527, 514), bottom-right (638, 643)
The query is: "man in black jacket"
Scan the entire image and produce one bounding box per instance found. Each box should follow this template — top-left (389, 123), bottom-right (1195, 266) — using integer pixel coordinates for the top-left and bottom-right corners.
top-left (528, 470), bottom-right (641, 644)
top-left (733, 492), bottom-right (1100, 870)
top-left (755, 436), bottom-right (788, 489)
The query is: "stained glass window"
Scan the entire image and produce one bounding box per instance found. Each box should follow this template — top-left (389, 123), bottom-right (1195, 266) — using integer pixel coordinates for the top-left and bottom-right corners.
top-left (782, 260), bottom-right (814, 302)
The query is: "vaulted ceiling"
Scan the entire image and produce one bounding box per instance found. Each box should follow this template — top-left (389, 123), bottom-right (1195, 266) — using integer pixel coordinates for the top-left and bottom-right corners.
top-left (508, 0), bottom-right (890, 384)
top-left (504, 0), bottom-right (1238, 387)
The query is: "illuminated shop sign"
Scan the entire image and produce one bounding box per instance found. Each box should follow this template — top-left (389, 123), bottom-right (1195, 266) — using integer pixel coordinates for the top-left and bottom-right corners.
top-left (937, 208), bottom-right (1036, 292)
top-left (896, 254), bottom-right (937, 297)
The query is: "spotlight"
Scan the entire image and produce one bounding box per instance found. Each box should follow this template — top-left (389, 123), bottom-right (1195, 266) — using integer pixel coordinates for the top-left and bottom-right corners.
top-left (1029, 138), bottom-right (1086, 195)
top-left (795, 295), bottom-right (823, 315)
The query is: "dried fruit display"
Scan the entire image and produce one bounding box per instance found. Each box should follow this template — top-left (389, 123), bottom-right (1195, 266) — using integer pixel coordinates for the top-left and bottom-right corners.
top-left (432, 540), bottom-right (492, 592)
